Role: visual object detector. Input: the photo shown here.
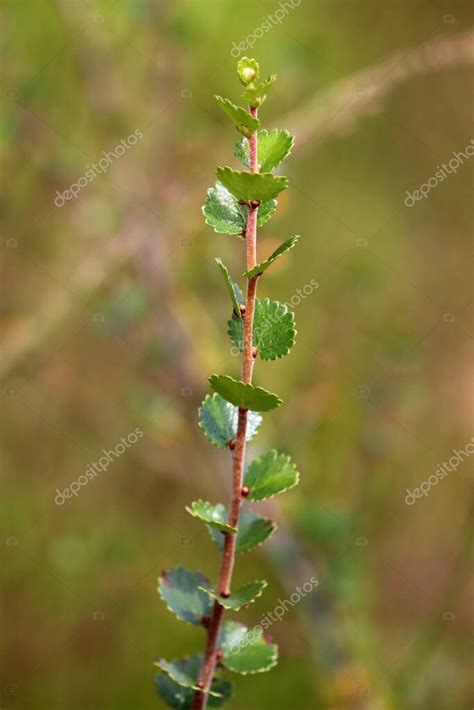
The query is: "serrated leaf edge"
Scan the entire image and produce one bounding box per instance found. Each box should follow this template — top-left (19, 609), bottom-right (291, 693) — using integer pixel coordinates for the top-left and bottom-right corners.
top-left (245, 450), bottom-right (300, 502)
top-left (258, 299), bottom-right (297, 362)
top-left (243, 235), bottom-right (300, 278)
top-left (216, 166), bottom-right (289, 203)
top-left (198, 393), bottom-right (231, 449)
top-left (237, 57), bottom-right (260, 83)
top-left (227, 299), bottom-right (297, 362)
top-left (209, 374), bottom-right (283, 411)
top-left (201, 185), bottom-right (244, 237)
top-left (198, 393), bottom-right (263, 447)
top-left (256, 198), bottom-right (278, 229)
top-left (235, 519), bottom-right (277, 555)
top-left (154, 657), bottom-right (222, 697)
top-left (241, 75), bottom-right (277, 102)
top-left (204, 509), bottom-right (278, 555)
top-left (157, 568), bottom-right (212, 627)
top-left (259, 128), bottom-right (295, 171)
top-left (215, 258), bottom-right (242, 318)
top-left (234, 128), bottom-right (294, 172)
top-left (186, 500), bottom-right (238, 533)
top-left (220, 625), bottom-right (279, 675)
top-left (215, 95), bottom-right (260, 132)
top-left (223, 649), bottom-right (279, 676)
top-left (198, 579), bottom-right (268, 611)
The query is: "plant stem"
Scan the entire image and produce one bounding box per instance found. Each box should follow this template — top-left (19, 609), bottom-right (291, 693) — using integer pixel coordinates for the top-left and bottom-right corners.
top-left (192, 109), bottom-right (259, 710)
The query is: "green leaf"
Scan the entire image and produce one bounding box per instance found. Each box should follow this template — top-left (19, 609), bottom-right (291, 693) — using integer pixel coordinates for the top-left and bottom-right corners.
top-left (215, 96), bottom-right (259, 134)
top-left (232, 280), bottom-right (245, 307)
top-left (155, 658), bottom-right (201, 693)
top-left (203, 181), bottom-right (246, 236)
top-left (216, 167), bottom-right (288, 203)
top-left (256, 198), bottom-right (278, 228)
top-left (155, 656), bottom-right (231, 702)
top-left (158, 567), bottom-right (212, 626)
top-left (186, 500), bottom-right (237, 534)
top-left (234, 139), bottom-right (250, 169)
top-left (200, 580), bottom-right (267, 611)
top-left (237, 57), bottom-right (260, 85)
top-left (241, 75), bottom-right (277, 104)
top-left (243, 235), bottom-right (299, 278)
top-left (257, 129), bottom-right (294, 172)
top-left (156, 667), bottom-right (231, 710)
top-left (244, 450), bottom-right (299, 501)
top-left (215, 258), bottom-right (242, 316)
top-left (235, 129), bottom-right (294, 172)
top-left (198, 393), bottom-right (262, 448)
top-left (228, 299), bottom-right (296, 361)
top-left (209, 375), bottom-right (282, 411)
top-left (220, 621), bottom-right (278, 674)
top-left (207, 506), bottom-right (277, 554)
top-left (203, 182), bottom-right (277, 235)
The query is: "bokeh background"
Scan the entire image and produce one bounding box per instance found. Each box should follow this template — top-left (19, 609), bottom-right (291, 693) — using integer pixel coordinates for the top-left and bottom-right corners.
top-left (1, 1), bottom-right (473, 708)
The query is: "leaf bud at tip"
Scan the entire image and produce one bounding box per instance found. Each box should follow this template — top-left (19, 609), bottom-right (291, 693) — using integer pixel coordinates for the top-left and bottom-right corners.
top-left (237, 57), bottom-right (260, 85)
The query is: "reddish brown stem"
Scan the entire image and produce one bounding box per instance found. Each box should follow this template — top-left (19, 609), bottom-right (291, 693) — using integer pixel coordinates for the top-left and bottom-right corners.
top-left (192, 108), bottom-right (259, 710)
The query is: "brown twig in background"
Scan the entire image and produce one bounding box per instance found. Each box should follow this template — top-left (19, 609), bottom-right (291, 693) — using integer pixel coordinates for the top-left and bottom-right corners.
top-left (0, 219), bottom-right (149, 381)
top-left (282, 28), bottom-right (474, 149)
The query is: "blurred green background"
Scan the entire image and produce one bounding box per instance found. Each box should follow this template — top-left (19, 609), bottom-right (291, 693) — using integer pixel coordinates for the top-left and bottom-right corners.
top-left (1, 1), bottom-right (473, 708)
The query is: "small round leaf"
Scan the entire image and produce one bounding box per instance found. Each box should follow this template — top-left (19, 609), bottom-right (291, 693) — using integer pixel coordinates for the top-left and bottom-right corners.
top-left (209, 375), bottom-right (282, 412)
top-left (228, 299), bottom-right (296, 361)
top-left (207, 506), bottom-right (277, 554)
top-left (156, 666), bottom-right (231, 709)
top-left (198, 393), bottom-right (262, 448)
top-left (235, 128), bottom-right (294, 172)
top-left (158, 567), bottom-right (212, 626)
top-left (244, 450), bottom-right (299, 501)
top-left (186, 500), bottom-right (237, 534)
top-left (203, 182), bottom-right (277, 235)
top-left (220, 621), bottom-right (278, 674)
top-left (155, 655), bottom-right (231, 702)
top-left (199, 579), bottom-right (267, 611)
top-left (216, 167), bottom-right (288, 203)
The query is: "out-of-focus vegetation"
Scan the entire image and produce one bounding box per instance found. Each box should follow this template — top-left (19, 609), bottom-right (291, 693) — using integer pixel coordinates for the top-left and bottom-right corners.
top-left (1, 1), bottom-right (473, 709)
